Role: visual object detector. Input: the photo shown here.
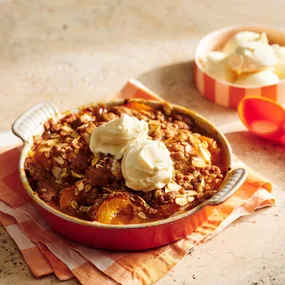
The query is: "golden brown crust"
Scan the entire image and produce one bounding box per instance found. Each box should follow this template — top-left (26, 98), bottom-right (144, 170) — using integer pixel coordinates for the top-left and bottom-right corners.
top-left (24, 101), bottom-right (225, 225)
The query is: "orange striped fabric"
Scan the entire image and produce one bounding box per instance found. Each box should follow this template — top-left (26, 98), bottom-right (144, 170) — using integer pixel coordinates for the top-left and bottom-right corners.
top-left (0, 212), bottom-right (54, 278)
top-left (193, 61), bottom-right (285, 109)
top-left (115, 79), bottom-right (165, 102)
top-left (37, 243), bottom-right (74, 281)
top-left (0, 80), bottom-right (275, 285)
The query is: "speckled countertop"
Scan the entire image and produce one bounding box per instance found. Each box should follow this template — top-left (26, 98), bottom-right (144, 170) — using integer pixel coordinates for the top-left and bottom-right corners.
top-left (0, 1), bottom-right (285, 284)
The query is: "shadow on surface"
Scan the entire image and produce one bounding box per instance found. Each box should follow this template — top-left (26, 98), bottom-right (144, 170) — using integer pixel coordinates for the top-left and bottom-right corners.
top-left (136, 61), bottom-right (236, 124)
top-left (225, 131), bottom-right (285, 188)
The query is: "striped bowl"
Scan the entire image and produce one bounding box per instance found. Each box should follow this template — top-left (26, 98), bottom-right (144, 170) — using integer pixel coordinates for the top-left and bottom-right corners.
top-left (194, 25), bottom-right (285, 109)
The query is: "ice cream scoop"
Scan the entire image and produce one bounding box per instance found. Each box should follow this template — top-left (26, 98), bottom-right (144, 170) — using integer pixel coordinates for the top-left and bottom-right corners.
top-left (121, 139), bottom-right (173, 192)
top-left (228, 44), bottom-right (278, 74)
top-left (89, 114), bottom-right (149, 159)
top-left (238, 96), bottom-right (285, 143)
top-left (200, 51), bottom-right (235, 82)
top-left (234, 69), bottom-right (279, 87)
top-left (223, 31), bottom-right (269, 54)
top-left (272, 44), bottom-right (285, 79)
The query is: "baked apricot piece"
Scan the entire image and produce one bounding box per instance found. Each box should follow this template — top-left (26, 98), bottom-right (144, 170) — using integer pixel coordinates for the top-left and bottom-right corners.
top-left (59, 186), bottom-right (79, 209)
top-left (95, 193), bottom-right (137, 225)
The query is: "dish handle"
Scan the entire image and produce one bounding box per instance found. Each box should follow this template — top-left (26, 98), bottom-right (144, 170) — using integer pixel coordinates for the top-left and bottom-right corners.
top-left (12, 101), bottom-right (59, 143)
top-left (205, 168), bottom-right (248, 205)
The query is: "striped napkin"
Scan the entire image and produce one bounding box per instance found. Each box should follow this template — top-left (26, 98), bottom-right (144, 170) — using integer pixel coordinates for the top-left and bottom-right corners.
top-left (0, 80), bottom-right (275, 285)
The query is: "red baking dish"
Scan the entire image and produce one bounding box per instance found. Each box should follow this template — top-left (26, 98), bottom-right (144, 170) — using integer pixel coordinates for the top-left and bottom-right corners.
top-left (12, 100), bottom-right (247, 251)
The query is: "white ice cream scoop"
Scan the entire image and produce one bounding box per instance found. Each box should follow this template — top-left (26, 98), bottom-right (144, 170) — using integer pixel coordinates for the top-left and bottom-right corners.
top-left (235, 69), bottom-right (279, 87)
top-left (272, 44), bottom-right (285, 79)
top-left (121, 139), bottom-right (173, 192)
top-left (200, 51), bottom-right (235, 82)
top-left (228, 43), bottom-right (278, 74)
top-left (89, 114), bottom-right (149, 159)
top-left (223, 31), bottom-right (269, 54)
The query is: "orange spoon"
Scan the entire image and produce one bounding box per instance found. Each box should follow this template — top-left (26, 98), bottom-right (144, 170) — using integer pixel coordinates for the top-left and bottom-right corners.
top-left (238, 96), bottom-right (285, 144)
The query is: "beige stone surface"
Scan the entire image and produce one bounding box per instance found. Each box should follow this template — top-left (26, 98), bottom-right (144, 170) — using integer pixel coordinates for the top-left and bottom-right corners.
top-left (0, 0), bottom-right (285, 284)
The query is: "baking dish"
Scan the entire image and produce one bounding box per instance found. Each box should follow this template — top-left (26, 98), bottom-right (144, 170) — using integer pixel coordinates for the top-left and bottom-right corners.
top-left (12, 99), bottom-right (247, 251)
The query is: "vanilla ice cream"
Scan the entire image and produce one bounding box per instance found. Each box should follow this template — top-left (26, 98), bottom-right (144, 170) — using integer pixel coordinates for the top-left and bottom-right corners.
top-left (272, 44), bottom-right (285, 79)
top-left (200, 51), bottom-right (235, 82)
top-left (199, 30), bottom-right (285, 87)
top-left (89, 114), bottom-right (149, 159)
top-left (228, 44), bottom-right (277, 74)
top-left (222, 31), bottom-right (269, 54)
top-left (235, 69), bottom-right (279, 87)
top-left (121, 139), bottom-right (173, 192)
